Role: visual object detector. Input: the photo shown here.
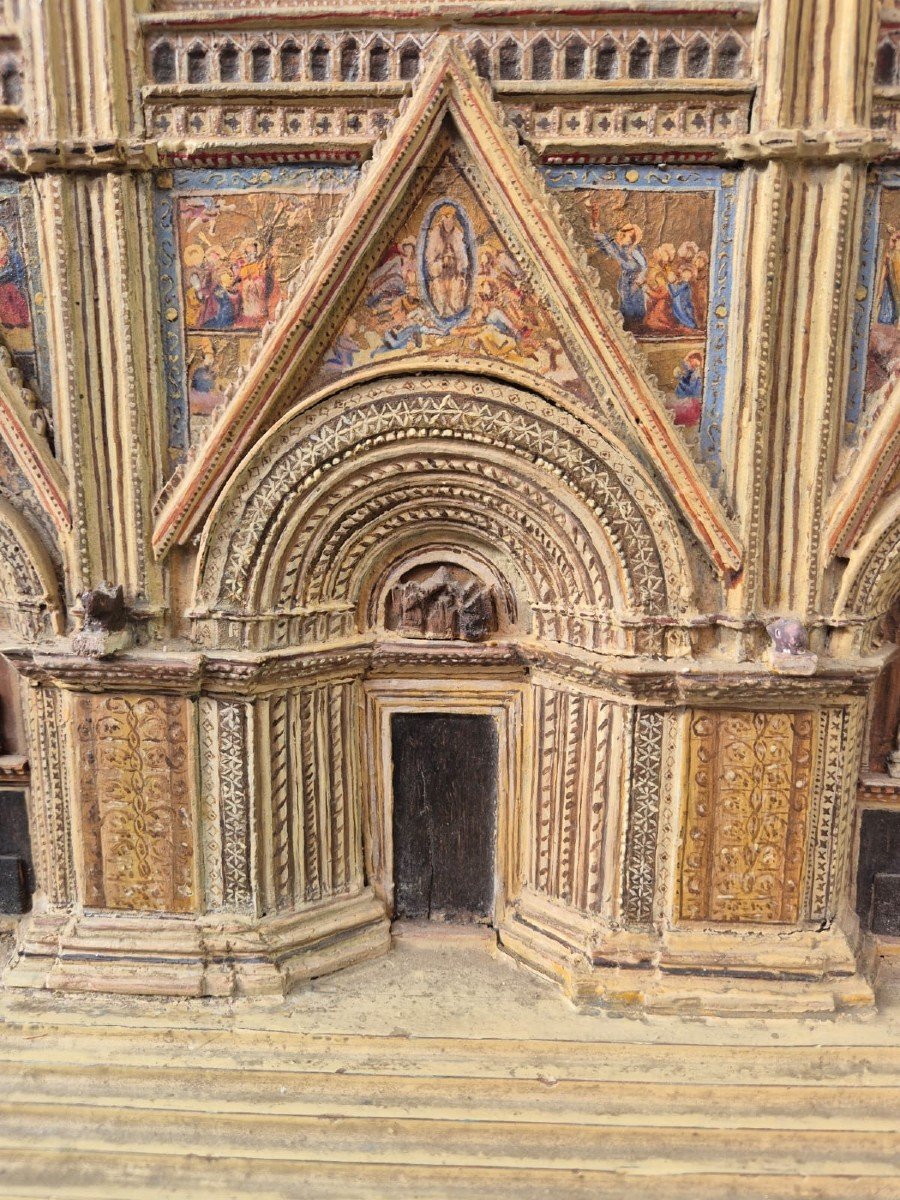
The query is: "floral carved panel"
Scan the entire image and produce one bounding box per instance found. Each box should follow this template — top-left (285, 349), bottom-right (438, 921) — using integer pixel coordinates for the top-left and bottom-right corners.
top-left (678, 710), bottom-right (814, 923)
top-left (75, 694), bottom-right (195, 913)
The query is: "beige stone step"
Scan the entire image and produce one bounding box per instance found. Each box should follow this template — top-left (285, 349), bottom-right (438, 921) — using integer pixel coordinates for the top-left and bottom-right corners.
top-left (0, 1059), bottom-right (898, 1131)
top-left (0, 1100), bottom-right (897, 1176)
top-left (2, 1023), bottom-right (900, 1086)
top-left (1, 1149), bottom-right (898, 1200)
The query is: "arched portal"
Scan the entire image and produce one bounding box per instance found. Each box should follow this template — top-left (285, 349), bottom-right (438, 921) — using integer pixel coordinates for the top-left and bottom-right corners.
top-left (190, 371), bottom-right (696, 972)
top-left (835, 493), bottom-right (900, 941)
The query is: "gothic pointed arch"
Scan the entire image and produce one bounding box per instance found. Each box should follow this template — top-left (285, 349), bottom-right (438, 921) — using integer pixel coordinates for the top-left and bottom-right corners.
top-left (192, 373), bottom-right (695, 655)
top-left (834, 486), bottom-right (900, 650)
top-left (827, 391), bottom-right (900, 557)
top-left (153, 39), bottom-right (740, 577)
top-left (0, 494), bottom-right (63, 642)
top-left (0, 355), bottom-right (69, 538)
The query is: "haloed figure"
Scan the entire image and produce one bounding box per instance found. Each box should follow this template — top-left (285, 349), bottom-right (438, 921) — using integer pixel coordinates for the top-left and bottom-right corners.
top-left (425, 204), bottom-right (470, 319)
top-left (596, 222), bottom-right (647, 326)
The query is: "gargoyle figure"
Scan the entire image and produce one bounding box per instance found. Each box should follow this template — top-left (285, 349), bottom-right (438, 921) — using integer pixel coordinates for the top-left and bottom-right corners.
top-left (766, 616), bottom-right (817, 675)
top-left (81, 583), bottom-right (127, 632)
top-left (766, 617), bottom-right (808, 656)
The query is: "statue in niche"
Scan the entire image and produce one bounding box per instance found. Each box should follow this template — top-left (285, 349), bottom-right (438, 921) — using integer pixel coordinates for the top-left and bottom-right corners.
top-left (386, 564), bottom-right (499, 642)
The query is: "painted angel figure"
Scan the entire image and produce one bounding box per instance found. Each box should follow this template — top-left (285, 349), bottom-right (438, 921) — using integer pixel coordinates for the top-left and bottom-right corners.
top-left (0, 227), bottom-right (30, 329)
top-left (595, 222), bottom-right (648, 325)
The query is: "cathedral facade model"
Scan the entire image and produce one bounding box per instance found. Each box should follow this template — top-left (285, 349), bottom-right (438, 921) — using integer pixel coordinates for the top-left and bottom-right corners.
top-left (0, 0), bottom-right (898, 1012)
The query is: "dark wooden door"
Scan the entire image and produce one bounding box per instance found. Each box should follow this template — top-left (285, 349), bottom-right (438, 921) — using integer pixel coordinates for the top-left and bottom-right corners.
top-left (391, 713), bottom-right (498, 922)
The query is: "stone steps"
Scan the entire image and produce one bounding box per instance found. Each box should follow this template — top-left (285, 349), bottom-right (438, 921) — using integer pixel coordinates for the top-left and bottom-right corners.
top-left (0, 1059), bottom-right (896, 1130)
top-left (2, 1021), bottom-right (900, 1086)
top-left (0, 1100), bottom-right (897, 1177)
top-left (2, 1150), bottom-right (897, 1200)
top-left (0, 1013), bottom-right (898, 1197)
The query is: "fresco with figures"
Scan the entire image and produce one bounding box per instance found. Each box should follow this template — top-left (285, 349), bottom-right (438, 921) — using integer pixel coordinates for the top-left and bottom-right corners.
top-left (0, 184), bottom-right (52, 432)
top-left (315, 149), bottom-right (583, 397)
top-left (153, 165), bottom-right (359, 462)
top-left (545, 165), bottom-right (736, 481)
top-left (848, 171), bottom-right (900, 444)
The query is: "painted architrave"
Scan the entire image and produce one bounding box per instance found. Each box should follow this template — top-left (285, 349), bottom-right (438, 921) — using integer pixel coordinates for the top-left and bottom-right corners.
top-left (151, 40), bottom-right (741, 577)
top-left (542, 163), bottom-right (738, 484)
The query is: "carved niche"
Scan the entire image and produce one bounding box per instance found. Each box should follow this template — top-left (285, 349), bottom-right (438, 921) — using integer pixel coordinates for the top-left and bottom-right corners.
top-left (385, 563), bottom-right (500, 642)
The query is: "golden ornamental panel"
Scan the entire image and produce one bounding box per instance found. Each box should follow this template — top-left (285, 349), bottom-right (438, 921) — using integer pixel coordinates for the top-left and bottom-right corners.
top-left (75, 693), bottom-right (195, 913)
top-left (678, 710), bottom-right (814, 924)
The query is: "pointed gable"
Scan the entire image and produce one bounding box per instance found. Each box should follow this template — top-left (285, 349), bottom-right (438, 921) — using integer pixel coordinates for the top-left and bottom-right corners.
top-left (309, 138), bottom-right (584, 397)
top-left (152, 40), bottom-right (739, 576)
top-left (0, 352), bottom-right (69, 537)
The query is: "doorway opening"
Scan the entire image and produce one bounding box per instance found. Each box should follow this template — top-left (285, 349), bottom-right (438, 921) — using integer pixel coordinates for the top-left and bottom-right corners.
top-left (391, 712), bottom-right (498, 923)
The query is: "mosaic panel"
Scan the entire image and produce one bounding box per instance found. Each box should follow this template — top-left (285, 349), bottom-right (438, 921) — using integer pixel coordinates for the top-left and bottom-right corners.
top-left (152, 164), bottom-right (359, 460)
top-left (0, 182), bottom-right (52, 426)
top-left (315, 149), bottom-right (582, 395)
top-left (847, 168), bottom-right (900, 444)
top-left (544, 165), bottom-right (737, 483)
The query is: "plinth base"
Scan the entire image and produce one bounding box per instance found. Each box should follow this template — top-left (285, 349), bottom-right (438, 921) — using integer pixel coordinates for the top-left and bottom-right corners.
top-left (498, 892), bottom-right (876, 1016)
top-left (2, 889), bottom-right (391, 997)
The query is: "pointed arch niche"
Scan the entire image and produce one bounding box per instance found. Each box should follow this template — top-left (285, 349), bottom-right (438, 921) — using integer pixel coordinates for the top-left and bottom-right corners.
top-left (185, 368), bottom-right (698, 997)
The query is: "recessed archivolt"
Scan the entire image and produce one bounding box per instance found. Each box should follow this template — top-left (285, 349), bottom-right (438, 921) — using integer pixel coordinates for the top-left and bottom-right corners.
top-left (194, 374), bottom-right (694, 650)
top-left (278, 458), bottom-right (608, 611)
top-left (0, 494), bottom-right (63, 642)
top-left (834, 488), bottom-right (900, 649)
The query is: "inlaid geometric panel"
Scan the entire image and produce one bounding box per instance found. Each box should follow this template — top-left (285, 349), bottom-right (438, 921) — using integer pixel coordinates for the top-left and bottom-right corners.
top-left (678, 710), bottom-right (814, 923)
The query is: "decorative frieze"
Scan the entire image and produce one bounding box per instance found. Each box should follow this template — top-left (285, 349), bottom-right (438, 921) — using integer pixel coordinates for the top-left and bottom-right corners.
top-left (141, 25), bottom-right (753, 90)
top-left (508, 95), bottom-right (752, 152)
top-left (621, 707), bottom-right (665, 926)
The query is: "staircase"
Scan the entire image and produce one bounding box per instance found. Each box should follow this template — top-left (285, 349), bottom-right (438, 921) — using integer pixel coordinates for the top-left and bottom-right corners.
top-left (0, 934), bottom-right (898, 1199)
